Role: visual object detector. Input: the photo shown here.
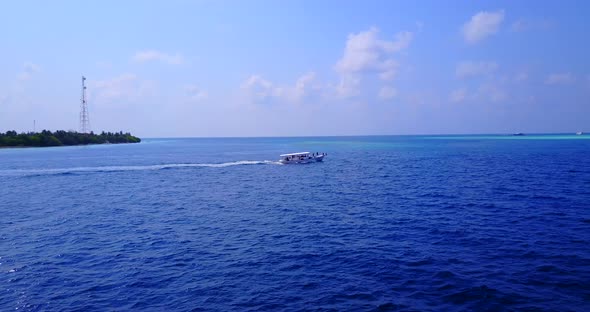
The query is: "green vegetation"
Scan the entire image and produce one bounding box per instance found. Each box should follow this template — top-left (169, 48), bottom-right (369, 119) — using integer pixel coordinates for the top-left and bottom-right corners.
top-left (0, 130), bottom-right (141, 147)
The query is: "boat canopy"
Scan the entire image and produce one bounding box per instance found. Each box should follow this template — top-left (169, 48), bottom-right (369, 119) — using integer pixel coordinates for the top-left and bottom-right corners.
top-left (280, 152), bottom-right (310, 157)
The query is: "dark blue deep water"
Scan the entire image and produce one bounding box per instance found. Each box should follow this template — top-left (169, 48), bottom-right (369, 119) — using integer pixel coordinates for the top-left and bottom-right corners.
top-left (1, 135), bottom-right (590, 311)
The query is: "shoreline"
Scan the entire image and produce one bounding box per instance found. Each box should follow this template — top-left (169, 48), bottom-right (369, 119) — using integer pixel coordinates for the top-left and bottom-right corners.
top-left (0, 130), bottom-right (141, 148)
top-left (0, 142), bottom-right (140, 149)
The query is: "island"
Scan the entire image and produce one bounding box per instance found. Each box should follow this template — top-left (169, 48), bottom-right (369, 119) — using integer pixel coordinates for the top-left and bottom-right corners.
top-left (0, 130), bottom-right (141, 147)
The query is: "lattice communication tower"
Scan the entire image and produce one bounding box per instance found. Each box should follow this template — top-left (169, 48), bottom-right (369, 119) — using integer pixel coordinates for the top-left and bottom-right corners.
top-left (79, 76), bottom-right (91, 133)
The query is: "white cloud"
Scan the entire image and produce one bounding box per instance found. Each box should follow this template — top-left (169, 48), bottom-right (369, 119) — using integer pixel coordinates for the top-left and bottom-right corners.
top-left (450, 88), bottom-right (467, 103)
top-left (93, 74), bottom-right (137, 97)
top-left (452, 84), bottom-right (507, 104)
top-left (462, 10), bottom-right (505, 44)
top-left (267, 72), bottom-right (318, 101)
top-left (378, 59), bottom-right (399, 81)
top-left (17, 62), bottom-right (40, 81)
top-left (291, 72), bottom-right (317, 101)
top-left (545, 73), bottom-right (574, 85)
top-left (333, 75), bottom-right (361, 98)
top-left (185, 85), bottom-right (208, 101)
top-left (335, 27), bottom-right (412, 82)
top-left (511, 18), bottom-right (552, 32)
top-left (241, 75), bottom-right (272, 90)
top-left (241, 72), bottom-right (318, 102)
top-left (240, 75), bottom-right (276, 100)
top-left (378, 86), bottom-right (397, 100)
top-left (478, 84), bottom-right (506, 102)
top-left (456, 61), bottom-right (498, 79)
top-left (330, 27), bottom-right (413, 99)
top-left (241, 27), bottom-right (414, 102)
top-left (382, 31), bottom-right (413, 53)
top-left (513, 72), bottom-right (528, 82)
top-left (91, 74), bottom-right (155, 102)
top-left (133, 50), bottom-right (184, 65)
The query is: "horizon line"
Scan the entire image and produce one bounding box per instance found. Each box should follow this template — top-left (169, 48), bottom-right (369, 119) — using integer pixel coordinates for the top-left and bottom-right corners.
top-left (141, 132), bottom-right (586, 139)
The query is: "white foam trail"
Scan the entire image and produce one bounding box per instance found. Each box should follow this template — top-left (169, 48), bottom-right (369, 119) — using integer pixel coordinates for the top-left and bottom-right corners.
top-left (0, 160), bottom-right (281, 177)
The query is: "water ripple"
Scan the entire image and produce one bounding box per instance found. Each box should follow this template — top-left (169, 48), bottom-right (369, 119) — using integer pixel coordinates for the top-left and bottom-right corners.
top-left (1, 137), bottom-right (589, 311)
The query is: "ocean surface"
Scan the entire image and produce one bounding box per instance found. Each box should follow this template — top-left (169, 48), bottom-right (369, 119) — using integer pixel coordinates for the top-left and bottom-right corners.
top-left (1, 135), bottom-right (589, 311)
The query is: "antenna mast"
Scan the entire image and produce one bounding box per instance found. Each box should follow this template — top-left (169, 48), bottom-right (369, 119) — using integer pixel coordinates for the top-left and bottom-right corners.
top-left (79, 76), bottom-right (91, 133)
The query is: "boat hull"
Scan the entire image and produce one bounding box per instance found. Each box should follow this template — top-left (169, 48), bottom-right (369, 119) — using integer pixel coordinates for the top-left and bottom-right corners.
top-left (279, 154), bottom-right (325, 164)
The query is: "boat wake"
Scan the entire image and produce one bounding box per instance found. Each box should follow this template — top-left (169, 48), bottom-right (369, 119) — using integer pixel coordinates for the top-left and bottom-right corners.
top-left (0, 160), bottom-right (281, 177)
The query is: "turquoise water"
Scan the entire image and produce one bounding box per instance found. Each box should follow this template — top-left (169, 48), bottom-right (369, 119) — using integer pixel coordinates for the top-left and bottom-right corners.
top-left (1, 135), bottom-right (589, 311)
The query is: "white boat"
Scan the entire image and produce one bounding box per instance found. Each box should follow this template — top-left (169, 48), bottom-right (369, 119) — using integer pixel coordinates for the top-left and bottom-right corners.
top-left (279, 152), bottom-right (326, 164)
top-left (576, 131), bottom-right (584, 135)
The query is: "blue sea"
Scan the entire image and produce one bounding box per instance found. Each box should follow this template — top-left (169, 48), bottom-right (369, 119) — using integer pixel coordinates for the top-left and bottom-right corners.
top-left (1, 135), bottom-right (589, 311)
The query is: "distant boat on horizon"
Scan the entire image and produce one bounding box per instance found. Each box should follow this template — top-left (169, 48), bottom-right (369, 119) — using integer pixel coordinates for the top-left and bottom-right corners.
top-left (576, 131), bottom-right (584, 135)
top-left (513, 133), bottom-right (525, 136)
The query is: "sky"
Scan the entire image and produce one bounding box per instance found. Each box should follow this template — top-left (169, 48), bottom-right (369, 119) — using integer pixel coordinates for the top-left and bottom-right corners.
top-left (1, 0), bottom-right (589, 137)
